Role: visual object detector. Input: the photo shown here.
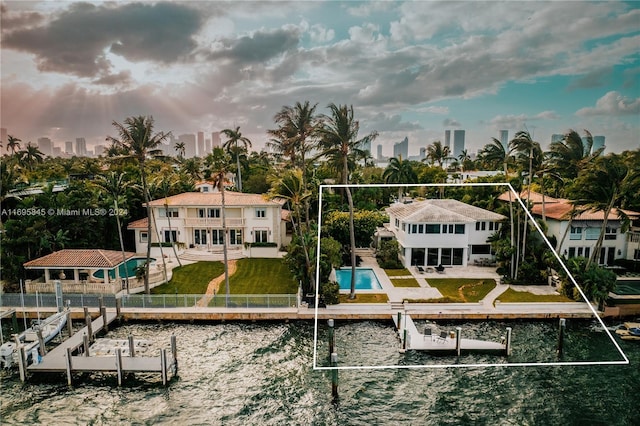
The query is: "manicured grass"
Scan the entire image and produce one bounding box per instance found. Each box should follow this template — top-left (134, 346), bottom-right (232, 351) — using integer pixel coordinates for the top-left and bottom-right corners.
top-left (221, 258), bottom-right (298, 294)
top-left (496, 287), bottom-right (574, 303)
top-left (426, 278), bottom-right (497, 303)
top-left (339, 293), bottom-right (389, 303)
top-left (384, 268), bottom-right (411, 277)
top-left (390, 278), bottom-right (421, 287)
top-left (151, 261), bottom-right (224, 294)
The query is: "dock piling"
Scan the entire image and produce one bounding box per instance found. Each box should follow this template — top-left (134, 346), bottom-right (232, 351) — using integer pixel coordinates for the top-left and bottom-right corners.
top-left (557, 318), bottom-right (566, 357)
top-left (115, 348), bottom-right (123, 386)
top-left (37, 329), bottom-right (47, 357)
top-left (171, 335), bottom-right (178, 374)
top-left (455, 327), bottom-right (462, 356)
top-left (330, 352), bottom-right (338, 401)
top-left (397, 312), bottom-right (402, 330)
top-left (160, 349), bottom-right (168, 385)
top-left (101, 306), bottom-right (108, 333)
top-left (116, 298), bottom-right (122, 322)
top-left (66, 310), bottom-right (73, 337)
top-left (65, 347), bottom-right (73, 386)
top-left (505, 328), bottom-right (512, 356)
top-left (16, 337), bottom-right (27, 383)
top-left (128, 335), bottom-right (135, 357)
top-left (328, 319), bottom-right (335, 360)
top-left (83, 333), bottom-right (90, 356)
top-left (85, 314), bottom-right (93, 342)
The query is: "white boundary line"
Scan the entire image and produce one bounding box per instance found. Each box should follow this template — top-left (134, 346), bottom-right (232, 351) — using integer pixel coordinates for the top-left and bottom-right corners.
top-left (312, 182), bottom-right (629, 370)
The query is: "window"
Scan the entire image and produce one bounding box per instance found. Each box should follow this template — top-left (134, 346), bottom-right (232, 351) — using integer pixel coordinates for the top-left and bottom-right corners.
top-left (605, 227), bottom-right (617, 240)
top-left (568, 247), bottom-right (576, 258)
top-left (254, 229), bottom-right (268, 243)
top-left (585, 228), bottom-right (599, 240)
top-left (476, 222), bottom-right (480, 231)
top-left (418, 224), bottom-right (424, 234)
top-left (230, 229), bottom-right (243, 245)
top-left (453, 248), bottom-right (464, 265)
top-left (489, 222), bottom-right (494, 231)
top-left (427, 248), bottom-right (439, 266)
top-left (194, 229), bottom-right (207, 245)
top-left (256, 208), bottom-right (266, 218)
top-left (160, 208), bottom-right (179, 218)
top-left (454, 224), bottom-right (465, 234)
top-left (426, 224), bottom-right (440, 234)
top-left (570, 226), bottom-right (582, 240)
top-left (201, 186), bottom-right (209, 192)
top-left (584, 247), bottom-right (590, 259)
top-left (412, 224), bottom-right (417, 234)
top-left (481, 222), bottom-right (486, 231)
top-left (442, 224), bottom-right (453, 233)
top-left (140, 232), bottom-right (148, 243)
top-left (211, 230), bottom-right (224, 245)
top-left (395, 218), bottom-right (400, 228)
top-left (634, 249), bottom-right (640, 260)
top-left (471, 245), bottom-right (491, 255)
top-left (402, 223), bottom-right (406, 232)
top-left (441, 248), bottom-right (452, 265)
top-left (164, 230), bottom-right (177, 243)
top-left (208, 208), bottom-right (220, 218)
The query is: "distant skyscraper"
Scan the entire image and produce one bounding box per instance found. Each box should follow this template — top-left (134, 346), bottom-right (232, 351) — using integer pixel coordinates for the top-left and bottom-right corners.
top-left (377, 144), bottom-right (383, 160)
top-left (197, 131), bottom-right (205, 156)
top-left (94, 144), bottom-right (105, 157)
top-left (444, 130), bottom-right (451, 149)
top-left (591, 136), bottom-right (605, 154)
top-left (37, 137), bottom-right (53, 156)
top-left (499, 130), bottom-right (508, 149)
top-left (65, 141), bottom-right (74, 155)
top-left (53, 147), bottom-right (62, 157)
top-left (453, 130), bottom-right (465, 158)
top-left (393, 137), bottom-right (409, 159)
top-left (211, 132), bottom-right (221, 150)
top-left (75, 138), bottom-right (87, 156)
top-left (179, 134), bottom-right (196, 158)
top-left (0, 128), bottom-right (7, 148)
top-left (419, 147), bottom-right (426, 160)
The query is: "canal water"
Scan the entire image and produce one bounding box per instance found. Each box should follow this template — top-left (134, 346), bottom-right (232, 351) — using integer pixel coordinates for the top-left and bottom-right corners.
top-left (1, 320), bottom-right (638, 425)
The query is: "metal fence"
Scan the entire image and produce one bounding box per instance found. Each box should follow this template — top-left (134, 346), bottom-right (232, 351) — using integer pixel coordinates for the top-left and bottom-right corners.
top-left (1, 293), bottom-right (298, 309)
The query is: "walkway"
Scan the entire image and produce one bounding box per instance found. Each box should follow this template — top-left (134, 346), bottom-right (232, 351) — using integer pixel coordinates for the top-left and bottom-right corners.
top-left (195, 260), bottom-right (238, 307)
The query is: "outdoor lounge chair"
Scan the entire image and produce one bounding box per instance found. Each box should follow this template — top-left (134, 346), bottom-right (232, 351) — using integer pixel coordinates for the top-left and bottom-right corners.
top-left (424, 327), bottom-right (433, 341)
top-left (417, 266), bottom-right (425, 273)
top-left (437, 331), bottom-right (448, 342)
top-left (435, 264), bottom-right (445, 273)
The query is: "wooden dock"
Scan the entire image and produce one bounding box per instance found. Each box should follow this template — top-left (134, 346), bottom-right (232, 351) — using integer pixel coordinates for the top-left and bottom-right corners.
top-left (392, 312), bottom-right (510, 355)
top-left (24, 309), bottom-right (177, 386)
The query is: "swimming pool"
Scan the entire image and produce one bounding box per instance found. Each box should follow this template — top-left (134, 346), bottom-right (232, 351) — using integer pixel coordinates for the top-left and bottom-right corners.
top-left (612, 279), bottom-right (640, 295)
top-left (92, 257), bottom-right (156, 280)
top-left (335, 268), bottom-right (383, 290)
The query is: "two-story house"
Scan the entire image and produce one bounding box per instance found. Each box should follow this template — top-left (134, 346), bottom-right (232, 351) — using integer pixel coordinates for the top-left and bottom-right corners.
top-left (384, 199), bottom-right (506, 268)
top-left (128, 191), bottom-right (289, 257)
top-left (498, 190), bottom-right (640, 266)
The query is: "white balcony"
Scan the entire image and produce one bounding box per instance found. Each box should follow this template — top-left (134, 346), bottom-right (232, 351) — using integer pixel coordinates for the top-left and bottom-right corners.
top-left (183, 218), bottom-right (245, 228)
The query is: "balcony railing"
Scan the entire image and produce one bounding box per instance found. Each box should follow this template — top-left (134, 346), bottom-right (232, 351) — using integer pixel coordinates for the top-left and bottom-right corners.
top-left (183, 218), bottom-right (245, 227)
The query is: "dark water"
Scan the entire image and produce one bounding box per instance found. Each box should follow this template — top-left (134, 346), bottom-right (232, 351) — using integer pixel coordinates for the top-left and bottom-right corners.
top-left (1, 320), bottom-right (638, 425)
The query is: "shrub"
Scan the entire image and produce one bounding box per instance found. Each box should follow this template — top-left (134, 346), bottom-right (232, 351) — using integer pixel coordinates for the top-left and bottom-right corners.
top-left (320, 281), bottom-right (340, 305)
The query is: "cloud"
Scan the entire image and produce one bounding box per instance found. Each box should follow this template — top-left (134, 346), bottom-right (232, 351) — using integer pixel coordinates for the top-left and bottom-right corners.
top-left (576, 91), bottom-right (640, 116)
top-left (2, 2), bottom-right (204, 77)
top-left (207, 28), bottom-right (300, 64)
top-left (367, 112), bottom-right (423, 132)
top-left (0, 4), bottom-right (45, 30)
top-left (92, 70), bottom-right (133, 87)
top-left (567, 68), bottom-right (611, 91)
top-left (534, 111), bottom-right (560, 120)
top-left (309, 24), bottom-right (335, 44)
top-left (443, 118), bottom-right (461, 127)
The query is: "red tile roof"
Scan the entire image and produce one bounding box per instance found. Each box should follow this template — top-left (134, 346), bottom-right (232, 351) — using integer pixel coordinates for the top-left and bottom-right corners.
top-left (24, 249), bottom-right (137, 269)
top-left (127, 217), bottom-right (148, 229)
top-left (146, 191), bottom-right (284, 207)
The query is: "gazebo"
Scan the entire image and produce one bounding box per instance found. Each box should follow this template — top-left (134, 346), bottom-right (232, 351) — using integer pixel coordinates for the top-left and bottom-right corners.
top-left (23, 249), bottom-right (138, 294)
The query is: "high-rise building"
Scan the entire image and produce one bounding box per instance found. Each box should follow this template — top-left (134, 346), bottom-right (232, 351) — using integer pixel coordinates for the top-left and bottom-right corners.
top-left (393, 137), bottom-right (409, 159)
top-left (444, 130), bottom-right (451, 149)
top-left (65, 141), bottom-right (74, 155)
top-left (197, 131), bottom-right (205, 156)
top-left (419, 147), bottom-right (426, 160)
top-left (211, 132), bottom-right (221, 150)
top-left (179, 134), bottom-right (197, 158)
top-left (37, 137), bottom-right (53, 156)
top-left (94, 144), bottom-right (105, 157)
top-left (499, 130), bottom-right (509, 149)
top-left (453, 130), bottom-right (465, 158)
top-left (0, 128), bottom-right (7, 149)
top-left (376, 144), bottom-right (383, 160)
top-left (75, 138), bottom-right (87, 157)
top-left (53, 147), bottom-right (62, 157)
top-left (591, 136), bottom-right (605, 155)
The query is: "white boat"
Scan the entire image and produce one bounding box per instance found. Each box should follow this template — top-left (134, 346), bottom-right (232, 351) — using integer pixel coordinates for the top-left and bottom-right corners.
top-left (0, 309), bottom-right (69, 369)
top-left (615, 322), bottom-right (640, 336)
top-left (620, 327), bottom-right (640, 341)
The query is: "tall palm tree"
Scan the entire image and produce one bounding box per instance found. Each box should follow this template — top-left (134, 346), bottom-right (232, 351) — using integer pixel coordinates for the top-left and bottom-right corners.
top-left (548, 129), bottom-right (602, 181)
top-left (221, 126), bottom-right (252, 192)
top-left (383, 156), bottom-right (417, 201)
top-left (317, 103), bottom-right (378, 299)
top-left (174, 142), bottom-right (186, 159)
top-left (424, 141), bottom-right (450, 168)
top-left (93, 171), bottom-right (133, 292)
top-left (6, 135), bottom-right (21, 156)
top-left (107, 115), bottom-right (171, 294)
top-left (268, 168), bottom-right (315, 293)
top-left (479, 138), bottom-right (516, 279)
top-left (20, 144), bottom-right (45, 171)
top-left (572, 154), bottom-right (640, 268)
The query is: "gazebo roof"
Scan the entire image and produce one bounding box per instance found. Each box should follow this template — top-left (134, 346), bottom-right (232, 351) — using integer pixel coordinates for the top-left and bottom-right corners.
top-left (23, 249), bottom-right (137, 269)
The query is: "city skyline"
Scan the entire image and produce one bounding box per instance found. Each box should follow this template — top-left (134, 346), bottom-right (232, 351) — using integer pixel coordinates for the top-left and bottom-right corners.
top-left (1, 1), bottom-right (638, 155)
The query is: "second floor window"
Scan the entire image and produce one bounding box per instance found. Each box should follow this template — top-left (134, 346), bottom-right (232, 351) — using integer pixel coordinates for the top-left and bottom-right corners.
top-left (256, 208), bottom-right (266, 218)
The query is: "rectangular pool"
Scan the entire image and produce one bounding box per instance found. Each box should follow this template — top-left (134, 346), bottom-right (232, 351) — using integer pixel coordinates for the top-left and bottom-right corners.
top-left (335, 268), bottom-right (383, 290)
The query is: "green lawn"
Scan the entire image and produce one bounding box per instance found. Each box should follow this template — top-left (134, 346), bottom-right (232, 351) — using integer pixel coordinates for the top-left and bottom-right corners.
top-left (384, 268), bottom-right (411, 277)
top-left (151, 261), bottom-right (224, 294)
top-left (496, 288), bottom-right (574, 303)
top-left (426, 278), bottom-right (497, 303)
top-left (221, 258), bottom-right (298, 294)
top-left (338, 293), bottom-right (389, 303)
top-left (390, 278), bottom-right (421, 287)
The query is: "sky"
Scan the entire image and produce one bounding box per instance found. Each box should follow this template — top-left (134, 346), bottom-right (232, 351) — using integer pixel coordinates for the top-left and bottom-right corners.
top-left (1, 1), bottom-right (639, 157)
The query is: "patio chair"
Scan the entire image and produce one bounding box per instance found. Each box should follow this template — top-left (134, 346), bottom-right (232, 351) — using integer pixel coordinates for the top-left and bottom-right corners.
top-left (417, 266), bottom-right (425, 273)
top-left (437, 331), bottom-right (448, 343)
top-left (435, 264), bottom-right (445, 273)
top-left (424, 327), bottom-right (433, 341)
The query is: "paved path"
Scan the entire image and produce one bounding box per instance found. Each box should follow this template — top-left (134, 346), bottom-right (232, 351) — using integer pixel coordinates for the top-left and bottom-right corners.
top-left (195, 260), bottom-right (237, 307)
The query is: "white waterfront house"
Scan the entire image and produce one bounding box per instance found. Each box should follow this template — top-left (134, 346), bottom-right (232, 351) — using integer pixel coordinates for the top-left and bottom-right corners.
top-left (384, 199), bottom-right (506, 268)
top-left (128, 191), bottom-right (290, 257)
top-left (499, 190), bottom-right (640, 265)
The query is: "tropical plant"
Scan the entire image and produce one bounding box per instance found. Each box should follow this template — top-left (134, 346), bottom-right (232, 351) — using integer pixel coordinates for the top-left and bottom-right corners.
top-left (210, 150), bottom-right (232, 305)
top-left (6, 135), bottom-right (21, 155)
top-left (221, 126), bottom-right (252, 192)
top-left (19, 144), bottom-right (45, 171)
top-left (106, 115), bottom-right (171, 294)
top-left (174, 141), bottom-right (186, 159)
top-left (383, 156), bottom-right (417, 200)
top-left (548, 129), bottom-right (602, 180)
top-left (424, 140), bottom-right (450, 168)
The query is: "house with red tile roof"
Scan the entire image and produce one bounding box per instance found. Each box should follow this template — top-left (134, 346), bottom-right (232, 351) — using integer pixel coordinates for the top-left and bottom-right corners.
top-left (498, 190), bottom-right (640, 266)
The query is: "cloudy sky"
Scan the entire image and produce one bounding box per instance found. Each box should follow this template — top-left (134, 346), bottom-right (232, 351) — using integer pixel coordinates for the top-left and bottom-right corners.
top-left (1, 1), bottom-right (639, 156)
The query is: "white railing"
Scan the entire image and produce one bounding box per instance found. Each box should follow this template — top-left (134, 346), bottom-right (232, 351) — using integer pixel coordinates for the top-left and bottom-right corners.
top-left (183, 218), bottom-right (245, 227)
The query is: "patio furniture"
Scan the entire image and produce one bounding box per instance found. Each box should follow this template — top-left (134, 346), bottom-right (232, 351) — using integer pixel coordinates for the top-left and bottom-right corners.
top-left (424, 327), bottom-right (433, 341)
top-left (437, 331), bottom-right (448, 342)
top-left (417, 266), bottom-right (425, 273)
top-left (435, 264), bottom-right (445, 273)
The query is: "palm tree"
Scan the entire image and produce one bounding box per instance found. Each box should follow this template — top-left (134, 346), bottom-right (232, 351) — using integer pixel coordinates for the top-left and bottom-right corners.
top-left (221, 126), bottom-right (252, 192)
top-left (174, 142), bottom-right (186, 159)
top-left (6, 135), bottom-right (21, 156)
top-left (93, 171), bottom-right (133, 292)
top-left (20, 144), bottom-right (45, 171)
top-left (424, 141), bottom-right (450, 168)
top-left (268, 168), bottom-right (315, 293)
top-left (107, 115), bottom-right (171, 294)
top-left (549, 129), bottom-right (602, 180)
top-left (317, 103), bottom-right (378, 299)
top-left (211, 152), bottom-right (232, 306)
top-left (479, 138), bottom-right (516, 279)
top-left (572, 154), bottom-right (640, 268)
top-left (383, 156), bottom-right (417, 201)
